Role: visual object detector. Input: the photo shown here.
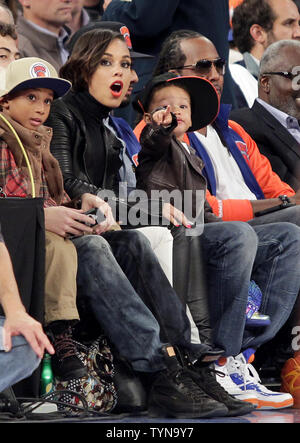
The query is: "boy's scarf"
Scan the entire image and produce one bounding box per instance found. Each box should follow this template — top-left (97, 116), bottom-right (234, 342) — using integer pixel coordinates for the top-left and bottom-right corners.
top-left (0, 112), bottom-right (64, 204)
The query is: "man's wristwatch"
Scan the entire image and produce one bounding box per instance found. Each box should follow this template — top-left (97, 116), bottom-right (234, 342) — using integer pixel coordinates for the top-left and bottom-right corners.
top-left (278, 195), bottom-right (291, 207)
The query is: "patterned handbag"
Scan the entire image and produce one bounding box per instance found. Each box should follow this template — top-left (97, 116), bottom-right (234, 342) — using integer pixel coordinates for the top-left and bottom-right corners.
top-left (53, 336), bottom-right (117, 413)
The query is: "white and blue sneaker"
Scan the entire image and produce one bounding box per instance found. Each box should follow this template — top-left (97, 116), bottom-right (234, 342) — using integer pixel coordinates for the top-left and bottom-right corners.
top-left (215, 358), bottom-right (258, 407)
top-left (226, 350), bottom-right (293, 410)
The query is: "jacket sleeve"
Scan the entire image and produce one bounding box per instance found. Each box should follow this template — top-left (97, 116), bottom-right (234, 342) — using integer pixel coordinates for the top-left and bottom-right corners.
top-left (206, 121), bottom-right (295, 221)
top-left (228, 120), bottom-right (295, 198)
top-left (46, 101), bottom-right (99, 199)
top-left (140, 121), bottom-right (175, 159)
top-left (102, 0), bottom-right (180, 37)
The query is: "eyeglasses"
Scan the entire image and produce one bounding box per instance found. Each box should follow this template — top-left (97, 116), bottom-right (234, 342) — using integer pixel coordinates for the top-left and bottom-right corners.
top-left (172, 57), bottom-right (226, 76)
top-left (262, 71), bottom-right (297, 80)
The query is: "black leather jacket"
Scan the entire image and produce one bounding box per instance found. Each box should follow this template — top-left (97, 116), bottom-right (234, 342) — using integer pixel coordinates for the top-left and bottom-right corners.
top-left (45, 90), bottom-right (124, 200)
top-left (137, 120), bottom-right (221, 223)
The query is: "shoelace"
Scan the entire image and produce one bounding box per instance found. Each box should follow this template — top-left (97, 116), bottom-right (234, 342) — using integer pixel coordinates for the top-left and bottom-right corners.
top-left (215, 363), bottom-right (241, 391)
top-left (53, 330), bottom-right (78, 360)
top-left (229, 357), bottom-right (261, 391)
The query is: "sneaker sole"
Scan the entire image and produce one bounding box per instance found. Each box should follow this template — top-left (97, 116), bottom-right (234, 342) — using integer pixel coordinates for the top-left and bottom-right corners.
top-left (234, 396), bottom-right (259, 406)
top-left (234, 388), bottom-right (293, 410)
top-left (281, 385), bottom-right (300, 409)
top-left (255, 397), bottom-right (294, 410)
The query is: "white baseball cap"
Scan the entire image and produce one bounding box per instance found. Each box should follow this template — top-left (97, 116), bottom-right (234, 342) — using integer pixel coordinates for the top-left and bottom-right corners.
top-left (0, 57), bottom-right (71, 98)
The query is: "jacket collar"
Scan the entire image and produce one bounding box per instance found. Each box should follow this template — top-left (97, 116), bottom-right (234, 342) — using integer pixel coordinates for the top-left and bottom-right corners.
top-left (252, 99), bottom-right (300, 156)
top-left (17, 15), bottom-right (69, 50)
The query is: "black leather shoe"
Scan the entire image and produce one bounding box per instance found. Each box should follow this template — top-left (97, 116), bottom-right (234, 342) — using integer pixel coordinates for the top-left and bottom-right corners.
top-left (147, 345), bottom-right (228, 418)
top-left (187, 361), bottom-right (256, 417)
top-left (47, 322), bottom-right (87, 381)
top-left (112, 357), bottom-right (147, 413)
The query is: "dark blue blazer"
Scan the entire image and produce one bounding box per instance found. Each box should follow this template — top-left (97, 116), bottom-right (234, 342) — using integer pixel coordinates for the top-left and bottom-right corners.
top-left (230, 100), bottom-right (300, 191)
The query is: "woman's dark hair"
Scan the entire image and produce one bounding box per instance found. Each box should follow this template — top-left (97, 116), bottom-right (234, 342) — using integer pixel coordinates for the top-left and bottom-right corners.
top-left (59, 29), bottom-right (127, 92)
top-left (153, 29), bottom-right (203, 76)
top-left (232, 0), bottom-right (276, 53)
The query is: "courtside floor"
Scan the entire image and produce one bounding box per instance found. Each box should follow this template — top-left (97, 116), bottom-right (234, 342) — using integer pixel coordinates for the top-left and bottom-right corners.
top-left (1, 407), bottom-right (300, 424)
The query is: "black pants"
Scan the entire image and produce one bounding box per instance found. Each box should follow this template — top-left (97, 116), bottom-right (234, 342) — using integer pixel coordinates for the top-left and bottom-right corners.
top-left (171, 226), bottom-right (212, 346)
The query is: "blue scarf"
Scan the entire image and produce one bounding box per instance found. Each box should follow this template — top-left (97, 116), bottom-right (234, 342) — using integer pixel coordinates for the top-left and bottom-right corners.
top-left (187, 104), bottom-right (265, 200)
top-left (110, 116), bottom-right (141, 167)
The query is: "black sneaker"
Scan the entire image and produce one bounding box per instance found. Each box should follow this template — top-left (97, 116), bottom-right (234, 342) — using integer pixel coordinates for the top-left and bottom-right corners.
top-left (48, 322), bottom-right (87, 381)
top-left (147, 345), bottom-right (228, 418)
top-left (187, 360), bottom-right (256, 417)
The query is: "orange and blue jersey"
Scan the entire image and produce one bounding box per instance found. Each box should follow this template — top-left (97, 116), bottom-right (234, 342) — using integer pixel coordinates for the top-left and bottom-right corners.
top-left (134, 105), bottom-right (295, 221)
top-left (187, 104), bottom-right (294, 221)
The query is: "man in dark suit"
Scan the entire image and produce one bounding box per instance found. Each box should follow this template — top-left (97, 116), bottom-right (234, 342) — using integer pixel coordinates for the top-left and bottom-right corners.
top-left (230, 39), bottom-right (300, 191)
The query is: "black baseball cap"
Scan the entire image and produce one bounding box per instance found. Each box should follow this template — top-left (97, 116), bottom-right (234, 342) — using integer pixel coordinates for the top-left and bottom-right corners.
top-left (133, 73), bottom-right (220, 131)
top-left (66, 20), bottom-right (153, 59)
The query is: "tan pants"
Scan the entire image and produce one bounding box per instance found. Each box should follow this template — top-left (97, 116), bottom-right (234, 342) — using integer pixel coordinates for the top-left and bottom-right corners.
top-left (44, 231), bottom-right (79, 325)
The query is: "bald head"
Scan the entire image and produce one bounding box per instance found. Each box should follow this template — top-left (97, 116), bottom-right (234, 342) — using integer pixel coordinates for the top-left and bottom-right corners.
top-left (259, 39), bottom-right (300, 118)
top-left (260, 39), bottom-right (300, 73)
top-left (0, 3), bottom-right (14, 24)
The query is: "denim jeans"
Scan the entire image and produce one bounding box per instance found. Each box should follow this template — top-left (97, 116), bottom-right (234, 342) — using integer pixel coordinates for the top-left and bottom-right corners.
top-left (72, 230), bottom-right (208, 372)
top-left (0, 317), bottom-right (40, 392)
top-left (201, 221), bottom-right (300, 356)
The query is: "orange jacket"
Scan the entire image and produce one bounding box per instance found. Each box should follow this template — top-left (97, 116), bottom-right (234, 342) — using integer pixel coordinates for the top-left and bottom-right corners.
top-left (134, 118), bottom-right (295, 221)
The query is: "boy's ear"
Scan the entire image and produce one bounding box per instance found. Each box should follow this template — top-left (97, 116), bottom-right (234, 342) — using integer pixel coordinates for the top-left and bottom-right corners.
top-left (0, 96), bottom-right (9, 110)
top-left (143, 113), bottom-right (152, 124)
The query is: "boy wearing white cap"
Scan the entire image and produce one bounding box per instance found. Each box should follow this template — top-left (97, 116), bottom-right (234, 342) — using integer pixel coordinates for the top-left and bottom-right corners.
top-left (0, 57), bottom-right (95, 383)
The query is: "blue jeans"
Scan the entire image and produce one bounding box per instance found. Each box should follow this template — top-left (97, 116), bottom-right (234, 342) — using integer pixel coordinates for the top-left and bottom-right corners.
top-left (72, 230), bottom-right (208, 372)
top-left (201, 221), bottom-right (300, 356)
top-left (0, 317), bottom-right (40, 392)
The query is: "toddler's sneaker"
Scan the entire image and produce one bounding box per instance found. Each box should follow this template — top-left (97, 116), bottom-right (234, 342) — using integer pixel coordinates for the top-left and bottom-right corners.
top-left (281, 356), bottom-right (300, 408)
top-left (245, 281), bottom-right (270, 327)
top-left (246, 312), bottom-right (271, 327)
top-left (227, 349), bottom-right (293, 410)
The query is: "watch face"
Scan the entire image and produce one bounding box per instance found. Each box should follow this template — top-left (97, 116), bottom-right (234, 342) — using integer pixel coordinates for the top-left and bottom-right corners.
top-left (279, 195), bottom-right (292, 207)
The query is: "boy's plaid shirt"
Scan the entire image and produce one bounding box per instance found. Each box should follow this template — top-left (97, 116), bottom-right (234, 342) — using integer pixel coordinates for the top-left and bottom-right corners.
top-left (0, 138), bottom-right (69, 207)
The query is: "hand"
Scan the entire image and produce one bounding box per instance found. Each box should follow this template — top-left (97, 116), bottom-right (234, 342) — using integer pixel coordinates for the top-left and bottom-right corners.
top-left (152, 105), bottom-right (173, 127)
top-left (44, 206), bottom-right (97, 238)
top-left (81, 193), bottom-right (120, 234)
top-left (162, 202), bottom-right (193, 228)
top-left (3, 311), bottom-right (54, 359)
top-left (103, 0), bottom-right (113, 11)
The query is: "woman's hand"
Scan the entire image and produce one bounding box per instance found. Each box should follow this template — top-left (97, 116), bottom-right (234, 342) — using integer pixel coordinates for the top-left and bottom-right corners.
top-left (162, 202), bottom-right (193, 228)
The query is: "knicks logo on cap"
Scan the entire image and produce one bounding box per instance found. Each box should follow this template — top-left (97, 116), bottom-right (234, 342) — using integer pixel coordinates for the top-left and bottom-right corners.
top-left (30, 63), bottom-right (50, 78)
top-left (120, 26), bottom-right (132, 50)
